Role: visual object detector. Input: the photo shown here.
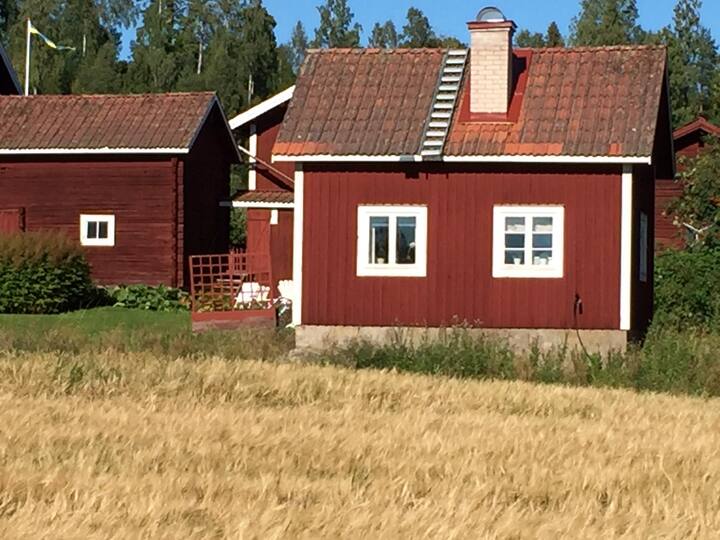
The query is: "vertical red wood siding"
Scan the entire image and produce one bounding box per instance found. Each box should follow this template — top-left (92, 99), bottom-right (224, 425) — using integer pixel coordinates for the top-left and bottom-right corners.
top-left (256, 107), bottom-right (295, 191)
top-left (182, 106), bottom-right (232, 286)
top-left (246, 208), bottom-right (294, 282)
top-left (303, 164), bottom-right (623, 330)
top-left (0, 159), bottom-right (177, 285)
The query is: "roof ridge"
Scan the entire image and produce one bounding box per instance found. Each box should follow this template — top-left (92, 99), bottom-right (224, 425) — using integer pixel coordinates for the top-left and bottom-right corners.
top-left (0, 91), bottom-right (217, 99)
top-left (531, 44), bottom-right (666, 53)
top-left (307, 47), bottom-right (449, 54)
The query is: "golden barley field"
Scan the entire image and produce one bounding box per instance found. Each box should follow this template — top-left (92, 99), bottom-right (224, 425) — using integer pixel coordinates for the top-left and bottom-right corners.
top-left (1, 351), bottom-right (720, 539)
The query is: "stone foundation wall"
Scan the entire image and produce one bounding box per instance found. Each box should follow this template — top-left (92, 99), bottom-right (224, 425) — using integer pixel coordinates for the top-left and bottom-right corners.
top-left (295, 326), bottom-right (629, 356)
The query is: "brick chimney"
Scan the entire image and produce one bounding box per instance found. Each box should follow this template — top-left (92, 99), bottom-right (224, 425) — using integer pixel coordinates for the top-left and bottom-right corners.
top-left (467, 7), bottom-right (516, 115)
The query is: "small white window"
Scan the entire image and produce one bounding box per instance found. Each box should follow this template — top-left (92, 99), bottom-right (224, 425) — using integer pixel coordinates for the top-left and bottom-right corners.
top-left (357, 205), bottom-right (427, 277)
top-left (639, 212), bottom-right (648, 282)
top-left (493, 205), bottom-right (564, 278)
top-left (80, 214), bottom-right (115, 247)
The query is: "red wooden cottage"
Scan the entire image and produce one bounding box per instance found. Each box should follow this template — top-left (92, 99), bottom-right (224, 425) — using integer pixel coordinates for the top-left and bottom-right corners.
top-left (228, 87), bottom-right (296, 284)
top-left (0, 92), bottom-right (239, 286)
top-left (656, 116), bottom-right (720, 249)
top-left (0, 43), bottom-right (21, 95)
top-left (236, 8), bottom-right (675, 351)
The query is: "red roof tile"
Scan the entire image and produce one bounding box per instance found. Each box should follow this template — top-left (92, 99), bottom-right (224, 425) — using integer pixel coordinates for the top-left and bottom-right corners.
top-left (673, 116), bottom-right (720, 140)
top-left (275, 49), bottom-right (445, 156)
top-left (0, 92), bottom-right (220, 151)
top-left (275, 45), bottom-right (667, 159)
top-left (234, 190), bottom-right (294, 204)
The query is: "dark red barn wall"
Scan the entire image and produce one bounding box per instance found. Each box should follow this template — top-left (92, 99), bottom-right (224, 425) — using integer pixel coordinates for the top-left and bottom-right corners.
top-left (256, 107), bottom-right (294, 191)
top-left (632, 164), bottom-right (655, 337)
top-left (302, 164), bottom-right (623, 330)
top-left (246, 208), bottom-right (294, 282)
top-left (0, 158), bottom-right (178, 285)
top-left (182, 105), bottom-right (232, 285)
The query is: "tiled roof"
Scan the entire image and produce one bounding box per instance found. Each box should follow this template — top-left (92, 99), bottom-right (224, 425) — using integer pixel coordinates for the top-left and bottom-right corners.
top-left (234, 190), bottom-right (294, 204)
top-left (274, 45), bottom-right (667, 159)
top-left (674, 116), bottom-right (720, 140)
top-left (0, 92), bottom-right (220, 151)
top-left (274, 49), bottom-right (445, 156)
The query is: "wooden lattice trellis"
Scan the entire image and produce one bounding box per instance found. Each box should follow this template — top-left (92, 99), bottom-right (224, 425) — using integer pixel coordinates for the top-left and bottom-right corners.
top-left (188, 252), bottom-right (274, 313)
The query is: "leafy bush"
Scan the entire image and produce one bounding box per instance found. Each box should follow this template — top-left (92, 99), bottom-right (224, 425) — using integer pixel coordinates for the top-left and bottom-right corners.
top-left (0, 232), bottom-right (95, 314)
top-left (105, 285), bottom-right (190, 312)
top-left (654, 248), bottom-right (720, 329)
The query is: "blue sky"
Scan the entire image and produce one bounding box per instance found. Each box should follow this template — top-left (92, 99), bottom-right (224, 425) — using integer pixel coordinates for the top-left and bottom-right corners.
top-left (120, 0), bottom-right (720, 57)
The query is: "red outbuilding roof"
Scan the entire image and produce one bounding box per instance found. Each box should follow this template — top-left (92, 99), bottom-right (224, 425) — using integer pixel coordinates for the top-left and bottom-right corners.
top-left (234, 190), bottom-right (294, 204)
top-left (274, 45), bottom-right (667, 160)
top-left (0, 92), bottom-right (232, 154)
top-left (673, 116), bottom-right (720, 140)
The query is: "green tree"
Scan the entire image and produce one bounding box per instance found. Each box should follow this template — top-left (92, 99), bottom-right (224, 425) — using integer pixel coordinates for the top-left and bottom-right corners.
top-left (668, 140), bottom-right (720, 247)
top-left (515, 29), bottom-right (546, 48)
top-left (127, 0), bottom-right (184, 92)
top-left (666, 0), bottom-right (718, 126)
top-left (401, 7), bottom-right (436, 48)
top-left (313, 0), bottom-right (361, 48)
top-left (288, 20), bottom-right (308, 73)
top-left (570, 0), bottom-right (642, 46)
top-left (0, 0), bottom-right (19, 46)
top-left (369, 20), bottom-right (398, 48)
top-left (545, 21), bottom-right (564, 47)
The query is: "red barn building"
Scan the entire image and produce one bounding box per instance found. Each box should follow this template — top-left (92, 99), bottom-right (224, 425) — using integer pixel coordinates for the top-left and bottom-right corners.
top-left (656, 116), bottom-right (720, 249)
top-left (0, 44), bottom-right (21, 95)
top-left (0, 92), bottom-right (239, 286)
top-left (236, 8), bottom-right (675, 351)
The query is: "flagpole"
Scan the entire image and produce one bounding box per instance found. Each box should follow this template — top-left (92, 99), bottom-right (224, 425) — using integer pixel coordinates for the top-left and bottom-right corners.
top-left (24, 19), bottom-right (31, 96)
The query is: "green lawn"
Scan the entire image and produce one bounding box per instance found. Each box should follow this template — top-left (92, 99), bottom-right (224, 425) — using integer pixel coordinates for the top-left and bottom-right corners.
top-left (0, 307), bottom-right (293, 360)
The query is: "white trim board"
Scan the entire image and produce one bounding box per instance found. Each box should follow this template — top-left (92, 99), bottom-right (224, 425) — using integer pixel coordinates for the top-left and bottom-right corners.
top-left (0, 148), bottom-right (190, 155)
top-left (229, 86), bottom-right (295, 130)
top-left (619, 164), bottom-right (633, 331)
top-left (291, 164), bottom-right (304, 327)
top-left (248, 124), bottom-right (258, 191)
top-left (273, 154), bottom-right (652, 164)
top-left (273, 154), bottom-right (653, 164)
top-left (223, 201), bottom-right (294, 209)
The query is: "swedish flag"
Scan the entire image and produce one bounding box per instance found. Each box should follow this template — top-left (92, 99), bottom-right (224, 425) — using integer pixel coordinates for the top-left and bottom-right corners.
top-left (28, 21), bottom-right (75, 51)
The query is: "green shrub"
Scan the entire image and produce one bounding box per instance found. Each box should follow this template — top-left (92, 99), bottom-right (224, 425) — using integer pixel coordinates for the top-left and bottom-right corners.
top-left (0, 232), bottom-right (94, 314)
top-left (105, 284), bottom-right (190, 312)
top-left (654, 248), bottom-right (720, 330)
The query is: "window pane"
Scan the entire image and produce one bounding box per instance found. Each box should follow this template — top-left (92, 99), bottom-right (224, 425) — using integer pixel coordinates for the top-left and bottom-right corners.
top-left (505, 250), bottom-right (525, 265)
top-left (533, 217), bottom-right (553, 232)
top-left (505, 234), bottom-right (525, 249)
top-left (369, 217), bottom-right (389, 264)
top-left (98, 221), bottom-right (109, 239)
top-left (505, 217), bottom-right (525, 232)
top-left (532, 250), bottom-right (553, 265)
top-left (396, 216), bottom-right (416, 264)
top-left (87, 221), bottom-right (98, 239)
top-left (532, 234), bottom-right (553, 249)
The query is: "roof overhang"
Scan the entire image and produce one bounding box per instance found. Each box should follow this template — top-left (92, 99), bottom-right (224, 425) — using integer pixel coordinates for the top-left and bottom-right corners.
top-left (272, 154), bottom-right (653, 165)
top-left (221, 201), bottom-right (294, 209)
top-left (0, 44), bottom-right (21, 94)
top-left (0, 147), bottom-right (190, 155)
top-left (229, 86), bottom-right (295, 130)
top-left (673, 117), bottom-right (720, 140)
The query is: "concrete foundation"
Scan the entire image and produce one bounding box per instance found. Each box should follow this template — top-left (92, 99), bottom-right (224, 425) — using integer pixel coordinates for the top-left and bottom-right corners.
top-left (295, 326), bottom-right (629, 356)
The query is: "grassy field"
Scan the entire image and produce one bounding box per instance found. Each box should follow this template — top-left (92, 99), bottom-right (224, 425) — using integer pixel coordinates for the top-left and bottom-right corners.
top-left (1, 350), bottom-right (720, 538)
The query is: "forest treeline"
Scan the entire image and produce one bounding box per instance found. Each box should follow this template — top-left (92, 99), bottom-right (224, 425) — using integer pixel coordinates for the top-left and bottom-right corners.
top-left (0, 0), bottom-right (717, 126)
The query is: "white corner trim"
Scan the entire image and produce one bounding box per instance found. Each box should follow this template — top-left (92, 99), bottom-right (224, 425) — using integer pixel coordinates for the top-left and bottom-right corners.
top-left (270, 209), bottom-right (279, 225)
top-left (0, 148), bottom-right (190, 155)
top-left (620, 165), bottom-right (633, 331)
top-left (226, 201), bottom-right (294, 209)
top-left (272, 153), bottom-right (653, 164)
top-left (229, 86), bottom-right (295, 130)
top-left (248, 124), bottom-right (257, 191)
top-left (291, 164), bottom-right (304, 327)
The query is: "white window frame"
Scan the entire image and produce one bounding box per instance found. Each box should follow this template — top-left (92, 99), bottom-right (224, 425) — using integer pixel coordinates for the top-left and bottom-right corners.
top-left (492, 205), bottom-right (564, 279)
top-left (357, 205), bottom-right (428, 277)
top-left (80, 214), bottom-right (115, 247)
